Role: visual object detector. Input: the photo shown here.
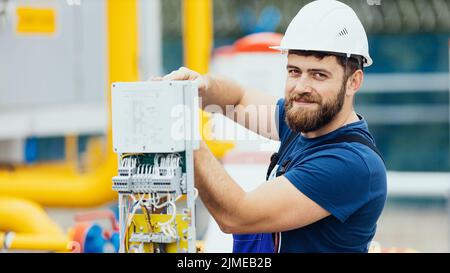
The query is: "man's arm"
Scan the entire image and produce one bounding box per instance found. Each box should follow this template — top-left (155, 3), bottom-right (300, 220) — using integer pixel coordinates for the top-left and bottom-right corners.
top-left (205, 74), bottom-right (279, 141)
top-left (156, 67), bottom-right (280, 141)
top-left (194, 141), bottom-right (330, 234)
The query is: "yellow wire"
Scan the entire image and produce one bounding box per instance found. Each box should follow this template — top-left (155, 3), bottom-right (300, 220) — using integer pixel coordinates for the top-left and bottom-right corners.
top-left (120, 153), bottom-right (143, 159)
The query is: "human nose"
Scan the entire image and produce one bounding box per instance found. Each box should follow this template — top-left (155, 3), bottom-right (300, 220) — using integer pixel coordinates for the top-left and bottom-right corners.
top-left (293, 74), bottom-right (313, 94)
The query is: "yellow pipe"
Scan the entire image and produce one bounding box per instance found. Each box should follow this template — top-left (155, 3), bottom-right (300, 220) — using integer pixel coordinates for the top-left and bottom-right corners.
top-left (182, 0), bottom-right (235, 158)
top-left (0, 197), bottom-right (65, 234)
top-left (0, 0), bottom-right (138, 206)
top-left (183, 0), bottom-right (212, 74)
top-left (0, 233), bottom-right (70, 251)
top-left (107, 0), bottom-right (139, 148)
top-left (0, 156), bottom-right (117, 206)
top-left (0, 197), bottom-right (70, 251)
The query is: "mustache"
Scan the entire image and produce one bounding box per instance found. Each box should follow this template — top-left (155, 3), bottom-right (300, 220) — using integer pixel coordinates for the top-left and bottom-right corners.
top-left (287, 92), bottom-right (321, 104)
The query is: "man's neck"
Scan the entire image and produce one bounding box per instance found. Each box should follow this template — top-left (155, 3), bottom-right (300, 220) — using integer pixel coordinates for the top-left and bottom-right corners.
top-left (301, 108), bottom-right (359, 139)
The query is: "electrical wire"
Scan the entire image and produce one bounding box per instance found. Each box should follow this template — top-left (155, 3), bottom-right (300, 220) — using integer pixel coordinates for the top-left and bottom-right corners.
top-left (121, 153), bottom-right (143, 159)
top-left (120, 153), bottom-right (185, 252)
top-left (157, 194), bottom-right (178, 239)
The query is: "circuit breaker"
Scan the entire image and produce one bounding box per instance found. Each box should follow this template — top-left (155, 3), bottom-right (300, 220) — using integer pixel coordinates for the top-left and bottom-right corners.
top-left (111, 81), bottom-right (199, 253)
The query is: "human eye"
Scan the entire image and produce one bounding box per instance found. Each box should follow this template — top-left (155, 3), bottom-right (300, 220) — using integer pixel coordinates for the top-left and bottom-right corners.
top-left (313, 72), bottom-right (328, 80)
top-left (288, 68), bottom-right (300, 77)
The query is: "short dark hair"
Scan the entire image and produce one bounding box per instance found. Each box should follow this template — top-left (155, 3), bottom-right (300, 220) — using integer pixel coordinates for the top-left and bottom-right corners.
top-left (288, 49), bottom-right (364, 80)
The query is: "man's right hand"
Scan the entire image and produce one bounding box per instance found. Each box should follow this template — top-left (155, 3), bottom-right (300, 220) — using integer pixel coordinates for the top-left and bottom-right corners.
top-left (149, 67), bottom-right (210, 96)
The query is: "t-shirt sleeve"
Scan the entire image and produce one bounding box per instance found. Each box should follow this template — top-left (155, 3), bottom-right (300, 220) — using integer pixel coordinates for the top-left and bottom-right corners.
top-left (284, 146), bottom-right (371, 223)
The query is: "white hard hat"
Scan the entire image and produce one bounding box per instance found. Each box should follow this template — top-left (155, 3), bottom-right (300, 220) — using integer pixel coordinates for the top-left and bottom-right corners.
top-left (271, 0), bottom-right (373, 67)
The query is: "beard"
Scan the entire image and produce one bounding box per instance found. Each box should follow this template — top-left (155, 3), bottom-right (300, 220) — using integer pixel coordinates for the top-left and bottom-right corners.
top-left (284, 82), bottom-right (346, 133)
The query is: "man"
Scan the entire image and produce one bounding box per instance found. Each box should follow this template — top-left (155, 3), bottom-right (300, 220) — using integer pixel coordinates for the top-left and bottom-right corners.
top-left (154, 0), bottom-right (387, 252)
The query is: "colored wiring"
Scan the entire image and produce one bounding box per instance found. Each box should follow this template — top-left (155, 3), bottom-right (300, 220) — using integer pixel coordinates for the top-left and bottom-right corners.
top-left (119, 153), bottom-right (189, 252)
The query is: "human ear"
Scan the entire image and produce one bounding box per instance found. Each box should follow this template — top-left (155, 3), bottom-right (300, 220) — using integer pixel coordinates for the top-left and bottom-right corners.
top-left (346, 70), bottom-right (363, 96)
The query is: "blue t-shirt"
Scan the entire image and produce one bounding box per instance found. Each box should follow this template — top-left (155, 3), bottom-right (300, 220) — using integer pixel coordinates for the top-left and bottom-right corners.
top-left (274, 98), bottom-right (387, 253)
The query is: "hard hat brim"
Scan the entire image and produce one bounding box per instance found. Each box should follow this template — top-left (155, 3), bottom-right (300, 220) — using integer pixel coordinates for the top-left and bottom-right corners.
top-left (269, 46), bottom-right (373, 67)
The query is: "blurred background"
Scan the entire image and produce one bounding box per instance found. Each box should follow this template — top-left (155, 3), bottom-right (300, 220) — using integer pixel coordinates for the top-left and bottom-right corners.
top-left (0, 0), bottom-right (449, 252)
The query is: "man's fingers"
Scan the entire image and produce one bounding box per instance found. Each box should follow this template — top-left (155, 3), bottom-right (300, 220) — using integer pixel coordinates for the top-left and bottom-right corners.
top-left (150, 67), bottom-right (203, 90)
top-left (149, 76), bottom-right (163, 81)
top-left (162, 67), bottom-right (199, 81)
top-left (163, 70), bottom-right (188, 81)
top-left (148, 67), bottom-right (207, 96)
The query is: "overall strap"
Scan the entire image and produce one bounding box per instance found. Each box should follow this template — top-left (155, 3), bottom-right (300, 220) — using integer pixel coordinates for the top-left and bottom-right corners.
top-left (266, 131), bottom-right (298, 180)
top-left (309, 134), bottom-right (384, 163)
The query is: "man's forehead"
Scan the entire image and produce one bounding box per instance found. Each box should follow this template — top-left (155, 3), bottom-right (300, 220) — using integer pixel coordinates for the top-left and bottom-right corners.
top-left (287, 53), bottom-right (342, 72)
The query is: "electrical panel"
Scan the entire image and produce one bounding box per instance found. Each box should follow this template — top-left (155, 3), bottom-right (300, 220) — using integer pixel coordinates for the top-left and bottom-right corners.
top-left (111, 81), bottom-right (199, 253)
